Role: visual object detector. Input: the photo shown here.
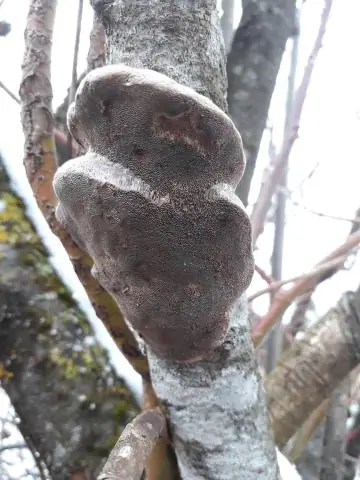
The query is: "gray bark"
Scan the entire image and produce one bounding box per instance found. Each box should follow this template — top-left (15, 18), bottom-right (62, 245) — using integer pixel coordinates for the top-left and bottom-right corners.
top-left (266, 289), bottom-right (360, 448)
top-left (319, 379), bottom-right (349, 480)
top-left (98, 410), bottom-right (165, 480)
top-left (90, 1), bottom-right (279, 478)
top-left (220, 0), bottom-right (235, 52)
top-left (149, 296), bottom-right (279, 479)
top-left (227, 0), bottom-right (296, 205)
top-left (295, 423), bottom-right (326, 480)
top-left (0, 158), bottom-right (138, 479)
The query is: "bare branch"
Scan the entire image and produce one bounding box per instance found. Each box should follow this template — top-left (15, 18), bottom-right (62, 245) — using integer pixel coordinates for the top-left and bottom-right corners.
top-left (319, 379), bottom-right (349, 480)
top-left (0, 443), bottom-right (27, 454)
top-left (87, 13), bottom-right (106, 71)
top-left (289, 205), bottom-right (360, 335)
top-left (220, 0), bottom-right (235, 52)
top-left (251, 0), bottom-right (333, 243)
top-left (227, 0), bottom-right (297, 205)
top-left (0, 80), bottom-right (19, 103)
top-left (253, 228), bottom-right (360, 347)
top-left (255, 263), bottom-right (274, 285)
top-left (19, 0), bottom-right (147, 377)
top-left (266, 290), bottom-right (360, 447)
top-left (286, 192), bottom-right (360, 224)
top-left (67, 0), bottom-right (84, 156)
top-left (249, 253), bottom-right (351, 303)
top-left (98, 410), bottom-right (165, 480)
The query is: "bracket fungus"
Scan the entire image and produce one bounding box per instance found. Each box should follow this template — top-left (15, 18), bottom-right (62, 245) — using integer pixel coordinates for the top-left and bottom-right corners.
top-left (53, 65), bottom-right (254, 362)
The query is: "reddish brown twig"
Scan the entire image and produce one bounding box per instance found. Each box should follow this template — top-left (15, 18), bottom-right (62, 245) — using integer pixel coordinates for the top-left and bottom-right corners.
top-left (249, 254), bottom-right (350, 302)
top-left (251, 0), bottom-right (333, 244)
top-left (19, 0), bottom-right (147, 376)
top-left (252, 228), bottom-right (360, 346)
top-left (254, 264), bottom-right (274, 285)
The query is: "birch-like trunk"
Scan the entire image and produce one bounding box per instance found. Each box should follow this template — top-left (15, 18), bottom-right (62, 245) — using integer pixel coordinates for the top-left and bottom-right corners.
top-left (92, 1), bottom-right (279, 478)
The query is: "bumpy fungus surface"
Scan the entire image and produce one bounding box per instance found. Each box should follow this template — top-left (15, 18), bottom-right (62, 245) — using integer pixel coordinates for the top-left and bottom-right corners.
top-left (53, 65), bottom-right (254, 362)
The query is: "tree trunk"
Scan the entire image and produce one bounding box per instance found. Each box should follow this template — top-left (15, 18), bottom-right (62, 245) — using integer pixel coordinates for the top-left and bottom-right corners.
top-left (0, 157), bottom-right (138, 479)
top-left (220, 0), bottom-right (235, 52)
top-left (266, 290), bottom-right (360, 447)
top-left (319, 379), bottom-right (349, 480)
top-left (227, 0), bottom-right (296, 205)
top-left (89, 4), bottom-right (280, 478)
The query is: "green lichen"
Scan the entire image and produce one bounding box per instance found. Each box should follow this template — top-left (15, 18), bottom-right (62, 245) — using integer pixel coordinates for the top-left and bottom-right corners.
top-left (0, 192), bottom-right (39, 246)
top-left (49, 348), bottom-right (80, 379)
top-left (0, 176), bottom-right (74, 306)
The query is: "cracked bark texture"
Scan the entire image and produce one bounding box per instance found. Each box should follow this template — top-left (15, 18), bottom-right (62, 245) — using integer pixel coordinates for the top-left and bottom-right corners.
top-left (87, 1), bottom-right (279, 479)
top-left (0, 158), bottom-right (138, 479)
top-left (266, 291), bottom-right (360, 448)
top-left (227, 0), bottom-right (296, 205)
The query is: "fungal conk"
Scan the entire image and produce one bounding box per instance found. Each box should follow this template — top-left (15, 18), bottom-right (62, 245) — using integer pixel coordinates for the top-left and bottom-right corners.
top-left (53, 64), bottom-right (254, 362)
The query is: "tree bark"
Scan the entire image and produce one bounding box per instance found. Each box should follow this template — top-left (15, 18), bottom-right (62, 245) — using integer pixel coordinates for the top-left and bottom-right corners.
top-left (89, 1), bottom-right (279, 479)
top-left (266, 290), bottom-right (360, 448)
top-left (220, 0), bottom-right (235, 52)
top-left (0, 158), bottom-right (138, 479)
top-left (319, 379), bottom-right (349, 480)
top-left (227, 0), bottom-right (296, 205)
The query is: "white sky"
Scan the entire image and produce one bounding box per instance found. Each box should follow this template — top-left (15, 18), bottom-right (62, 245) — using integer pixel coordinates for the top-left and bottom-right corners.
top-left (1, 0), bottom-right (359, 478)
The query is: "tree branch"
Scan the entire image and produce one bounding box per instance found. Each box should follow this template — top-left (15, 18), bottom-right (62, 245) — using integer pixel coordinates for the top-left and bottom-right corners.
top-left (67, 0), bottom-right (84, 157)
top-left (19, 0), bottom-right (148, 377)
top-left (87, 12), bottom-right (106, 71)
top-left (253, 228), bottom-right (360, 347)
top-left (319, 379), bottom-right (349, 480)
top-left (265, 290), bottom-right (360, 447)
top-left (251, 0), bottom-right (333, 241)
top-left (97, 410), bottom-right (165, 480)
top-left (249, 253), bottom-right (350, 303)
top-left (227, 0), bottom-right (297, 205)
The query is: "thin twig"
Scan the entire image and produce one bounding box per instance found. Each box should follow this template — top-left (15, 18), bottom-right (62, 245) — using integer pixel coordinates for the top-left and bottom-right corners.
top-left (67, 0), bottom-right (84, 157)
top-left (249, 253), bottom-right (351, 302)
top-left (252, 227), bottom-right (360, 346)
top-left (255, 264), bottom-right (274, 285)
top-left (0, 80), bottom-right (19, 103)
top-left (0, 78), bottom-right (79, 154)
top-left (281, 187), bottom-right (360, 224)
top-left (319, 379), bottom-right (349, 480)
top-left (0, 443), bottom-right (26, 454)
top-left (251, 0), bottom-right (334, 244)
top-left (289, 205), bottom-right (360, 335)
top-left (97, 410), bottom-right (165, 480)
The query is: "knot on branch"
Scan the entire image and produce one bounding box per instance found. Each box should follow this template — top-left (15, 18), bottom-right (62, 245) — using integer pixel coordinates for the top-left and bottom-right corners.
top-left (53, 65), bottom-right (254, 362)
